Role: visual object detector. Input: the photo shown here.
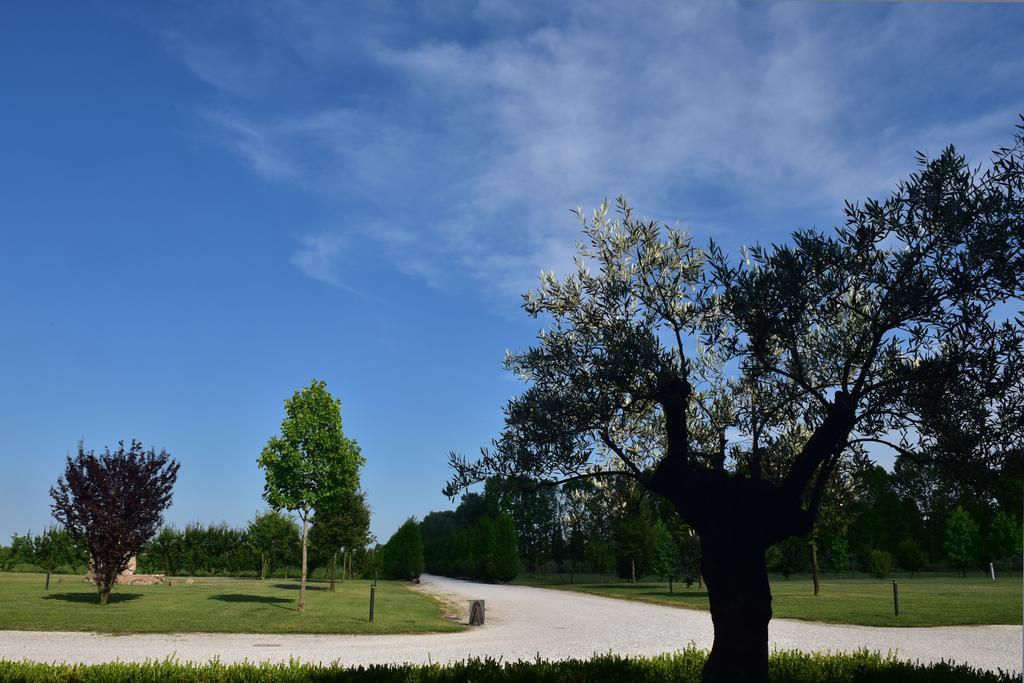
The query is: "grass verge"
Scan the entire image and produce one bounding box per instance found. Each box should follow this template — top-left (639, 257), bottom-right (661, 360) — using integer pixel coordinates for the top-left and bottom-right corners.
top-left (512, 575), bottom-right (1022, 627)
top-left (0, 573), bottom-right (463, 634)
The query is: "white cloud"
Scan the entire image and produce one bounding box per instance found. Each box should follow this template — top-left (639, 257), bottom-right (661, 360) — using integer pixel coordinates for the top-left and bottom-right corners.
top-left (172, 0), bottom-right (1024, 296)
top-left (289, 233), bottom-right (348, 288)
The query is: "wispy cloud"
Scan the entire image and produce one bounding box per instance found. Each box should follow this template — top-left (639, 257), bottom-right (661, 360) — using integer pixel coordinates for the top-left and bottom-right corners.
top-left (165, 0), bottom-right (1024, 296)
top-left (289, 233), bottom-right (352, 290)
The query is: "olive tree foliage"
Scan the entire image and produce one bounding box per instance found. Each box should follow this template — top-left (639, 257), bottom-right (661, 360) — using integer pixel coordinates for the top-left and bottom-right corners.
top-left (50, 441), bottom-right (179, 605)
top-left (446, 123), bottom-right (1023, 682)
top-left (258, 379), bottom-right (364, 612)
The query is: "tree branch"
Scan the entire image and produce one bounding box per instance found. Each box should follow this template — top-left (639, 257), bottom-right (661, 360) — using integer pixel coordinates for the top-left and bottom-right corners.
top-left (781, 392), bottom-right (857, 499)
top-left (598, 427), bottom-right (648, 482)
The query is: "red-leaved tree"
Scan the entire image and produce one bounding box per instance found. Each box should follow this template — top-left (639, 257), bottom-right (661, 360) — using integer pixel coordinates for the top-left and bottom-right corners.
top-left (50, 440), bottom-right (179, 605)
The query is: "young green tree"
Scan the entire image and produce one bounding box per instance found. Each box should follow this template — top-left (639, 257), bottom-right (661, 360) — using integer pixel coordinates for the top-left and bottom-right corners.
top-left (946, 506), bottom-right (981, 577)
top-left (50, 440), bottom-right (179, 605)
top-left (258, 379), bottom-right (364, 611)
top-left (896, 538), bottom-right (927, 577)
top-left (651, 519), bottom-right (678, 585)
top-left (382, 517), bottom-right (424, 581)
top-left (34, 526), bottom-right (87, 579)
top-left (148, 527), bottom-right (184, 576)
top-left (987, 510), bottom-right (1023, 567)
top-left (309, 489), bottom-right (371, 590)
top-left (446, 124), bottom-right (1024, 682)
top-left (247, 511), bottom-right (301, 579)
top-left (493, 514), bottom-right (522, 582)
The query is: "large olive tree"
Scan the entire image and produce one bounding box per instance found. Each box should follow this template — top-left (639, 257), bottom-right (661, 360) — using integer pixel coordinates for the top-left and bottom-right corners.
top-left (446, 123), bottom-right (1023, 682)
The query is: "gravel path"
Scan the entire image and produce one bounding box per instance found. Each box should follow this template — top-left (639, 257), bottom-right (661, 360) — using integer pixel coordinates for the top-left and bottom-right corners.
top-left (1, 574), bottom-right (1019, 674)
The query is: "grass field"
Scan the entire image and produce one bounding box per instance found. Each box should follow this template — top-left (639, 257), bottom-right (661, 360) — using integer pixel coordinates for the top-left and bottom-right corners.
top-left (513, 574), bottom-right (1022, 627)
top-left (0, 573), bottom-right (464, 634)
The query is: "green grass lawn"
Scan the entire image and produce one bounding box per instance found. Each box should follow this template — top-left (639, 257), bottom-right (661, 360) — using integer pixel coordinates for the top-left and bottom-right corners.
top-left (513, 574), bottom-right (1022, 627)
top-left (0, 573), bottom-right (464, 634)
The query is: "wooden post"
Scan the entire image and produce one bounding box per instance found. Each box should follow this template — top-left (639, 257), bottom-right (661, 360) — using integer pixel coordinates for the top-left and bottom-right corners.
top-left (469, 600), bottom-right (485, 625)
top-left (369, 584), bottom-right (376, 622)
top-left (892, 580), bottom-right (900, 617)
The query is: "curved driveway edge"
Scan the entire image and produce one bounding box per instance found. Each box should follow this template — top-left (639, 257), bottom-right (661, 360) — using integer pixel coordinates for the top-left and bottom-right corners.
top-left (0, 574), bottom-right (1019, 675)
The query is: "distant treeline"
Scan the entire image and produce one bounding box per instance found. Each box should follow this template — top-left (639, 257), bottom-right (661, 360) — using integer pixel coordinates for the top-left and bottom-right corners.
top-left (421, 504), bottom-right (520, 582)
top-left (418, 461), bottom-right (1022, 583)
top-left (2, 511), bottom-right (380, 580)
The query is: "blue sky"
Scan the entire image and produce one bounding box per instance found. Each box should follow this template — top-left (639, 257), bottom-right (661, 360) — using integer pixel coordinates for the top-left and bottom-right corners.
top-left (1, 1), bottom-right (1021, 544)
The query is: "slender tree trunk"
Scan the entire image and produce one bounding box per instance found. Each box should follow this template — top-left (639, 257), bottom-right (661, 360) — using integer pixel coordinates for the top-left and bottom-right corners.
top-left (329, 551), bottom-right (337, 592)
top-left (810, 540), bottom-right (821, 596)
top-left (298, 512), bottom-right (309, 612)
top-left (631, 558), bottom-right (636, 583)
top-left (700, 538), bottom-right (772, 683)
top-left (260, 552), bottom-right (269, 580)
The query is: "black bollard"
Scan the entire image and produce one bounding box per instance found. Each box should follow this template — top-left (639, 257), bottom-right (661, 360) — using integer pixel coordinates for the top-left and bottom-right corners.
top-left (892, 580), bottom-right (900, 617)
top-left (369, 584), bottom-right (376, 622)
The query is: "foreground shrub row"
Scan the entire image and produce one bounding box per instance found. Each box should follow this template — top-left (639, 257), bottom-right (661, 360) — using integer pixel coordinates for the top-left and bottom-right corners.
top-left (0, 650), bottom-right (1015, 683)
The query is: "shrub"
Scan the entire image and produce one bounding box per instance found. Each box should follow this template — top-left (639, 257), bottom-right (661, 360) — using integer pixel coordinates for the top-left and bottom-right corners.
top-left (53, 564), bottom-right (85, 575)
top-left (8, 563), bottom-right (45, 574)
top-left (868, 549), bottom-right (893, 578)
top-left (0, 649), bottom-right (1014, 682)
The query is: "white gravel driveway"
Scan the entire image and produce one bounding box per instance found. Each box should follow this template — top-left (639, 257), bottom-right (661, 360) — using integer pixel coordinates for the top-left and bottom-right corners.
top-left (1, 574), bottom-right (1019, 674)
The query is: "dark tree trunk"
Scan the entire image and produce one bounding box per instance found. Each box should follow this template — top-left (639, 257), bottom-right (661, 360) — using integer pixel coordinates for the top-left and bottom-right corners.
top-left (653, 470), bottom-right (813, 683)
top-left (699, 536), bottom-right (772, 683)
top-left (97, 581), bottom-right (112, 606)
top-left (810, 541), bottom-right (821, 596)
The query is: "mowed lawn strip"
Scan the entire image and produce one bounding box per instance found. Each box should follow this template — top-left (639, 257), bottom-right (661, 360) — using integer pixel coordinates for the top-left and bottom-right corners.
top-left (513, 575), bottom-right (1021, 627)
top-left (0, 573), bottom-right (464, 634)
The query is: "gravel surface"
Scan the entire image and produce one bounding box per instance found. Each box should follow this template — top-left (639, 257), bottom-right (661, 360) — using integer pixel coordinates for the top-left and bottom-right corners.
top-left (1, 574), bottom-right (1019, 674)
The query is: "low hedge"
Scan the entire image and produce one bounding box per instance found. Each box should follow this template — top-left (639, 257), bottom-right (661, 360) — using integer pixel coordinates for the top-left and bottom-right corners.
top-left (0, 649), bottom-right (1015, 682)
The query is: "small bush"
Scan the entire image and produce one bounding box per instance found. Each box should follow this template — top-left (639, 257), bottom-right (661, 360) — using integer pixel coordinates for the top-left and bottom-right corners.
top-left (268, 566), bottom-right (301, 579)
top-left (7, 563), bottom-right (45, 574)
top-left (234, 569), bottom-right (259, 578)
top-left (868, 549), bottom-right (893, 578)
top-left (192, 569), bottom-right (208, 578)
top-left (53, 564), bottom-right (85, 575)
top-left (0, 649), bottom-right (1014, 682)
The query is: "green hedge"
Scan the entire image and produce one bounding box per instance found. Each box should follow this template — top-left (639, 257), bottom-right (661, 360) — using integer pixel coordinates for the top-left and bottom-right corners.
top-left (0, 649), bottom-right (1015, 682)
